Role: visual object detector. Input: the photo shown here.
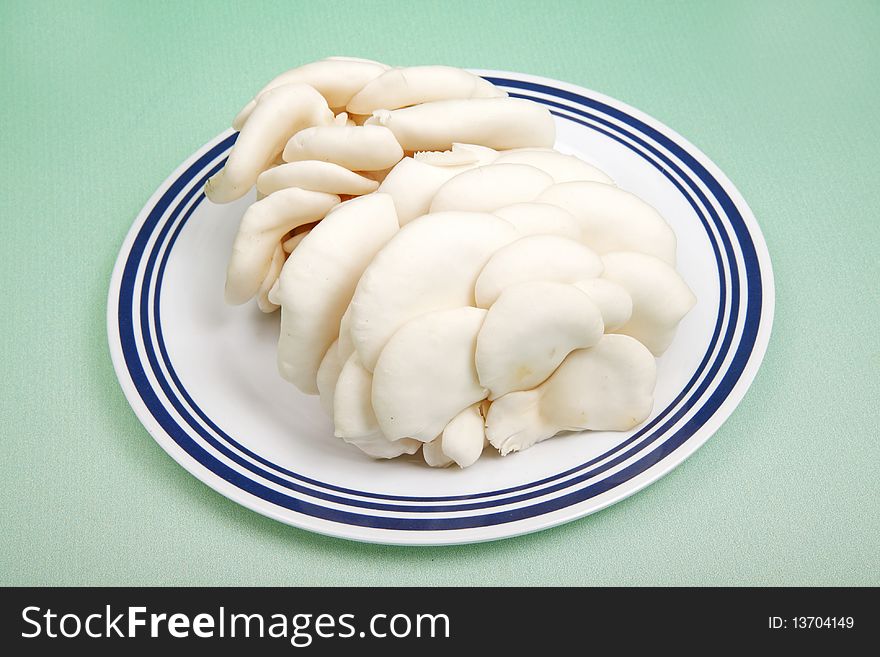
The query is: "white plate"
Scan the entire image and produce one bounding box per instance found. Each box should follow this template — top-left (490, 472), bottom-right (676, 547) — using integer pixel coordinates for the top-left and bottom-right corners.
top-left (107, 70), bottom-right (774, 545)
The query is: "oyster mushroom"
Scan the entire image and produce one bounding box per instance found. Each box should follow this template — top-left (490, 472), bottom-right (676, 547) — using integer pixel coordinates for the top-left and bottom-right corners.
top-left (486, 335), bottom-right (657, 455)
top-left (257, 160), bottom-right (379, 197)
top-left (276, 193), bottom-right (398, 393)
top-left (572, 278), bottom-right (633, 332)
top-left (440, 403), bottom-right (487, 468)
top-left (377, 144), bottom-right (499, 224)
top-left (347, 65), bottom-right (505, 115)
top-left (495, 148), bottom-right (613, 184)
top-left (225, 187), bottom-right (340, 305)
top-left (207, 83), bottom-right (334, 203)
top-left (372, 306), bottom-right (488, 442)
top-left (428, 163), bottom-right (553, 213)
top-left (493, 202), bottom-right (581, 240)
top-left (474, 234), bottom-right (603, 308)
top-left (600, 251), bottom-right (697, 355)
top-left (475, 281), bottom-right (605, 399)
top-left (538, 181), bottom-right (677, 264)
top-left (422, 437), bottom-right (454, 468)
top-left (282, 125), bottom-right (404, 171)
top-left (334, 352), bottom-right (421, 459)
top-left (349, 211), bottom-right (517, 370)
top-left (365, 97), bottom-right (555, 151)
top-left (232, 56), bottom-right (390, 130)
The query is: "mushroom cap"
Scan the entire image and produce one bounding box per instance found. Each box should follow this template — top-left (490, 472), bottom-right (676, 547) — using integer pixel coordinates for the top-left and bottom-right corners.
top-left (365, 97), bottom-right (556, 151)
top-left (372, 306), bottom-right (488, 442)
top-left (282, 125), bottom-right (404, 171)
top-left (378, 144), bottom-right (499, 224)
top-left (440, 403), bottom-right (487, 468)
top-left (474, 234), bottom-right (604, 308)
top-left (429, 163), bottom-right (553, 213)
top-left (493, 202), bottom-right (581, 240)
top-left (225, 187), bottom-right (340, 306)
top-left (276, 193), bottom-right (398, 393)
top-left (257, 160), bottom-right (379, 196)
top-left (486, 334), bottom-right (657, 455)
top-left (538, 181), bottom-right (677, 264)
top-left (541, 335), bottom-right (657, 431)
top-left (349, 211), bottom-right (517, 371)
top-left (573, 278), bottom-right (633, 332)
top-left (334, 352), bottom-right (421, 459)
top-left (476, 281), bottom-right (605, 399)
top-left (422, 437), bottom-right (454, 468)
top-left (209, 83), bottom-right (335, 203)
top-left (494, 149), bottom-right (613, 184)
top-left (347, 65), bottom-right (505, 115)
top-left (233, 57), bottom-right (389, 130)
top-left (600, 251), bottom-right (697, 355)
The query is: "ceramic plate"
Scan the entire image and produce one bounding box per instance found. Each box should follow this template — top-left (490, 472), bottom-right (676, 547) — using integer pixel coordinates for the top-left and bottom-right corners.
top-left (107, 70), bottom-right (774, 545)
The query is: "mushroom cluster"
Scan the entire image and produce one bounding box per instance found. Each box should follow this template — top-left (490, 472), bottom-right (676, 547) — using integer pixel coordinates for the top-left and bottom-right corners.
top-left (206, 58), bottom-right (696, 468)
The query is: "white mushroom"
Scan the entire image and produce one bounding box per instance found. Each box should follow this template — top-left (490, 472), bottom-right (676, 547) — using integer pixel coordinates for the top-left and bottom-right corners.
top-left (440, 403), bottom-right (486, 468)
top-left (334, 352), bottom-right (421, 459)
top-left (422, 437), bottom-right (454, 468)
top-left (476, 281), bottom-right (605, 399)
top-left (372, 306), bottom-right (488, 442)
top-left (346, 65), bottom-right (506, 114)
top-left (474, 234), bottom-right (603, 308)
top-left (428, 163), bottom-right (553, 213)
top-left (349, 211), bottom-right (517, 371)
top-left (377, 144), bottom-right (499, 224)
top-left (600, 251), bottom-right (697, 355)
top-left (486, 335), bottom-right (657, 455)
top-left (282, 125), bottom-right (404, 171)
top-left (316, 340), bottom-right (343, 415)
top-left (276, 193), bottom-right (398, 393)
top-left (225, 188), bottom-right (340, 305)
top-left (493, 202), bottom-right (581, 240)
top-left (378, 159), bottom-right (463, 224)
top-left (365, 97), bottom-right (555, 151)
top-left (257, 160), bottom-right (379, 197)
top-left (256, 243), bottom-right (286, 313)
top-left (494, 149), bottom-right (613, 184)
top-left (207, 83), bottom-right (335, 203)
top-left (232, 57), bottom-right (389, 130)
top-left (572, 278), bottom-right (633, 331)
top-left (537, 181), bottom-right (677, 264)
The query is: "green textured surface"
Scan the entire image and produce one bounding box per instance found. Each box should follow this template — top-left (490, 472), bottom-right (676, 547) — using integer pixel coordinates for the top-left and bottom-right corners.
top-left (1, 0), bottom-right (878, 586)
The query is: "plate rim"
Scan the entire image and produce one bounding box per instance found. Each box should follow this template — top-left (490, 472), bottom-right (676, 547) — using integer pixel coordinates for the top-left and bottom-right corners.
top-left (107, 69), bottom-right (775, 545)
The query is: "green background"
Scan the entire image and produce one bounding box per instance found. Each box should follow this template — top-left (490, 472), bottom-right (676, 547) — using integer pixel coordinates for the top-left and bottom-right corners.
top-left (1, 0), bottom-right (878, 586)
